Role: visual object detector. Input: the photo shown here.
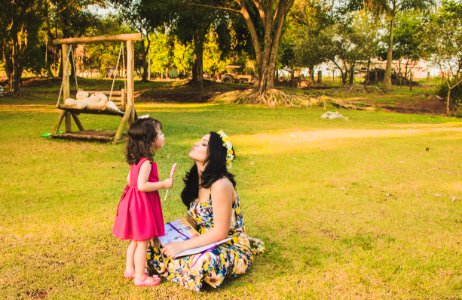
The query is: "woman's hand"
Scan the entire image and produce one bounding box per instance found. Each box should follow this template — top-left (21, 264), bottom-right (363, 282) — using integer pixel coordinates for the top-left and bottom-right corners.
top-left (161, 242), bottom-right (186, 258)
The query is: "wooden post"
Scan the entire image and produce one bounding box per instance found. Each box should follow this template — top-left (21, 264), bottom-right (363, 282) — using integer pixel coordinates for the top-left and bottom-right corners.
top-left (62, 44), bottom-right (71, 133)
top-left (114, 40), bottom-right (134, 143)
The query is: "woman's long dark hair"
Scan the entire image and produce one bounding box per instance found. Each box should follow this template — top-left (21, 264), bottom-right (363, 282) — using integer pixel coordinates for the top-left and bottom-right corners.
top-left (181, 131), bottom-right (236, 207)
top-left (125, 117), bottom-right (162, 165)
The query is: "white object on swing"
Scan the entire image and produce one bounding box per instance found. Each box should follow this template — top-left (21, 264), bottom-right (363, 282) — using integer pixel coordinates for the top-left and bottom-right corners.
top-left (0, 85), bottom-right (4, 97)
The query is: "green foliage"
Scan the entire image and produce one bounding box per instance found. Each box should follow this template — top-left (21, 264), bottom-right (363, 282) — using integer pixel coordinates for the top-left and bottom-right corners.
top-left (203, 29), bottom-right (231, 75)
top-left (292, 0), bottom-right (336, 69)
top-left (392, 12), bottom-right (428, 61)
top-left (422, 0), bottom-right (462, 79)
top-left (76, 15), bottom-right (130, 78)
top-left (149, 32), bottom-right (173, 76)
top-left (172, 39), bottom-right (194, 76)
top-left (148, 32), bottom-right (196, 78)
top-left (83, 43), bottom-right (121, 79)
top-left (323, 11), bottom-right (381, 84)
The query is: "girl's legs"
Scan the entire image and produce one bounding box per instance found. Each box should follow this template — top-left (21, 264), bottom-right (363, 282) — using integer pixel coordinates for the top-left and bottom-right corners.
top-left (130, 240), bottom-right (160, 286)
top-left (134, 240), bottom-right (158, 283)
top-left (125, 240), bottom-right (137, 274)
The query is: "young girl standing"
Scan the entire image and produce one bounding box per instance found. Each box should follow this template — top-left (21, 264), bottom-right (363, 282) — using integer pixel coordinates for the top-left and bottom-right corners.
top-left (113, 117), bottom-right (176, 287)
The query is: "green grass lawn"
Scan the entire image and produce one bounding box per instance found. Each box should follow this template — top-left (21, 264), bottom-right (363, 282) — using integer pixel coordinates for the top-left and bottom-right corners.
top-left (1, 81), bottom-right (462, 298)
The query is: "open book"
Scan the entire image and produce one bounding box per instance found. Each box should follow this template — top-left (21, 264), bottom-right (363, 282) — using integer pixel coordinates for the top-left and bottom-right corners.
top-left (158, 218), bottom-right (232, 258)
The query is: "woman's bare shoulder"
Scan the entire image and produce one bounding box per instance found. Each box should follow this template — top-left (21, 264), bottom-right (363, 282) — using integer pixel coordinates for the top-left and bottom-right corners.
top-left (211, 177), bottom-right (234, 191)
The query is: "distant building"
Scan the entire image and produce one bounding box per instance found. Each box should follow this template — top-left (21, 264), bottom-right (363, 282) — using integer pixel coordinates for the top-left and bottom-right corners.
top-left (279, 59), bottom-right (441, 80)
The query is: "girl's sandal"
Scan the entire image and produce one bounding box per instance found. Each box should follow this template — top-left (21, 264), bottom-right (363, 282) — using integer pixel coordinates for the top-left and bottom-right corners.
top-left (134, 276), bottom-right (161, 287)
top-left (124, 271), bottom-right (159, 279)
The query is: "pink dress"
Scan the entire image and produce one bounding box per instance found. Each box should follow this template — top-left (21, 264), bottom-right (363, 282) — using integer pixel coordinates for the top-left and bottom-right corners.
top-left (113, 158), bottom-right (165, 241)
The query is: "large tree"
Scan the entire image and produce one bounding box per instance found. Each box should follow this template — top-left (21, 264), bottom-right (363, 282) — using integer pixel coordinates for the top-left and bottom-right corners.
top-left (325, 12), bottom-right (379, 86)
top-left (0, 0), bottom-right (43, 94)
top-left (193, 0), bottom-right (295, 97)
top-left (389, 12), bottom-right (428, 84)
top-left (282, 0), bottom-right (336, 81)
top-left (235, 0), bottom-right (295, 95)
top-left (347, 0), bottom-right (435, 90)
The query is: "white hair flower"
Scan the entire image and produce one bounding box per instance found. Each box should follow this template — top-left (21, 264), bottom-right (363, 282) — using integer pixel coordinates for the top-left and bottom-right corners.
top-left (217, 130), bottom-right (234, 169)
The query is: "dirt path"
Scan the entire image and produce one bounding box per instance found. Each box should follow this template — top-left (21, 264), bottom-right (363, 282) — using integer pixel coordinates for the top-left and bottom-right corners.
top-left (234, 124), bottom-right (462, 154)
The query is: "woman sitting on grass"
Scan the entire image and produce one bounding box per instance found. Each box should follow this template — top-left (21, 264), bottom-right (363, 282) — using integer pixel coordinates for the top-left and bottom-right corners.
top-left (147, 131), bottom-right (264, 292)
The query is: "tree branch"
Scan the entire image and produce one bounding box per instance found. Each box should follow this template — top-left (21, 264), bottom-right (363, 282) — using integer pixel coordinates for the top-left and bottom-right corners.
top-left (188, 2), bottom-right (240, 13)
top-left (239, 0), bottom-right (262, 68)
top-left (253, 0), bottom-right (267, 28)
top-left (449, 77), bottom-right (462, 89)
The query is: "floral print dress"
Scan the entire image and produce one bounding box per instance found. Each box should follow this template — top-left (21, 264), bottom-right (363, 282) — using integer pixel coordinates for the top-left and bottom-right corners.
top-left (147, 195), bottom-right (265, 292)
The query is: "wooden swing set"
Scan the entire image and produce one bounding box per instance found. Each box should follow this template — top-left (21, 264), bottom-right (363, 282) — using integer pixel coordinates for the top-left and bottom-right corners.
top-left (51, 33), bottom-right (142, 143)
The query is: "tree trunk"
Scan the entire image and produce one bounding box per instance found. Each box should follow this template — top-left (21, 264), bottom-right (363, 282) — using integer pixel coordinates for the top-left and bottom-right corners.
top-left (404, 60), bottom-right (409, 84)
top-left (9, 36), bottom-right (21, 94)
top-left (192, 32), bottom-right (205, 91)
top-left (147, 53), bottom-right (151, 80)
top-left (239, 0), bottom-right (294, 96)
top-left (409, 72), bottom-right (413, 91)
top-left (141, 36), bottom-right (151, 82)
top-left (446, 87), bottom-right (451, 116)
top-left (332, 61), bottom-right (345, 85)
top-left (309, 65), bottom-right (315, 81)
top-left (349, 65), bottom-right (355, 85)
top-left (339, 69), bottom-right (346, 85)
top-left (365, 59), bottom-right (371, 84)
top-left (383, 18), bottom-right (394, 90)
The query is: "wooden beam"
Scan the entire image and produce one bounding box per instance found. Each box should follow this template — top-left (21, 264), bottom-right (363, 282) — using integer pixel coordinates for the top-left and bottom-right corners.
top-left (53, 33), bottom-right (142, 45)
top-left (71, 113), bottom-right (84, 131)
top-left (52, 111), bottom-right (66, 134)
top-left (62, 44), bottom-right (70, 100)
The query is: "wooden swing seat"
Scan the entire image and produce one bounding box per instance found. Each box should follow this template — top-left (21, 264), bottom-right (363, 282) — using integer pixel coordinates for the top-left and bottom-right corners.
top-left (57, 89), bottom-right (126, 117)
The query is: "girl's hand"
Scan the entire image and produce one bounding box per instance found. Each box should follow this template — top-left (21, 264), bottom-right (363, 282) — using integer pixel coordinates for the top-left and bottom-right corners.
top-left (163, 178), bottom-right (173, 189)
top-left (161, 242), bottom-right (186, 258)
top-left (163, 163), bottom-right (177, 189)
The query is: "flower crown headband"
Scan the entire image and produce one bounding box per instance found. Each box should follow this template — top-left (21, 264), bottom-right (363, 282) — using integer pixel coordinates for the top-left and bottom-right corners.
top-left (217, 130), bottom-right (234, 169)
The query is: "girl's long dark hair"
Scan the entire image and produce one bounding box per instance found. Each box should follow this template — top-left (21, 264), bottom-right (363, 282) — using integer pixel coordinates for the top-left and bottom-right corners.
top-left (125, 117), bottom-right (162, 165)
top-left (181, 131), bottom-right (236, 207)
